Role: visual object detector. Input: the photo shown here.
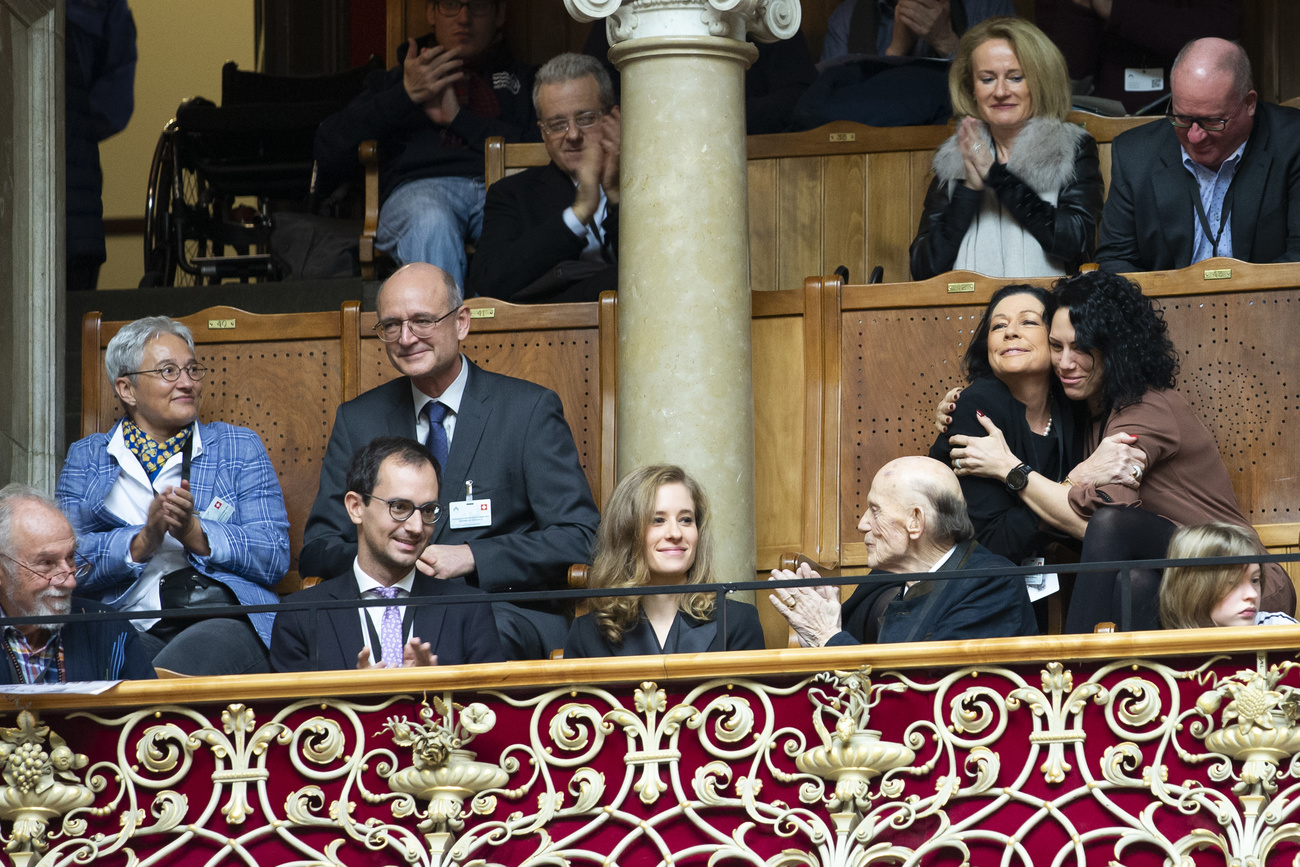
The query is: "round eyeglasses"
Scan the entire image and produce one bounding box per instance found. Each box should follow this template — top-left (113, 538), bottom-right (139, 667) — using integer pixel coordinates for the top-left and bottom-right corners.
top-left (122, 363), bottom-right (209, 382)
top-left (364, 495), bottom-right (442, 525)
top-left (539, 109), bottom-right (608, 139)
top-left (0, 553), bottom-right (92, 582)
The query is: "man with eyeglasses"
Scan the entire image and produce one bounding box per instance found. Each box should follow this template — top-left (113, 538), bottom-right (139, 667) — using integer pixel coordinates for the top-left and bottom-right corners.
top-left (468, 53), bottom-right (621, 303)
top-left (273, 437), bottom-right (503, 671)
top-left (0, 485), bottom-right (154, 684)
top-left (1097, 37), bottom-right (1300, 273)
top-left (314, 0), bottom-right (534, 284)
top-left (56, 316), bottom-right (290, 676)
top-left (300, 263), bottom-right (598, 660)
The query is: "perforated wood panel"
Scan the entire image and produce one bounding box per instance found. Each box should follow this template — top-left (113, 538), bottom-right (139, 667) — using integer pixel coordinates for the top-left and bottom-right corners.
top-left (356, 326), bottom-right (602, 500)
top-left (1158, 291), bottom-right (1300, 523)
top-left (838, 305), bottom-right (980, 551)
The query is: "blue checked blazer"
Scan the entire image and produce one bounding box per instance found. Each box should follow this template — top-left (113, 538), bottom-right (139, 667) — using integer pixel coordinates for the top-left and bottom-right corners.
top-left (55, 420), bottom-right (290, 646)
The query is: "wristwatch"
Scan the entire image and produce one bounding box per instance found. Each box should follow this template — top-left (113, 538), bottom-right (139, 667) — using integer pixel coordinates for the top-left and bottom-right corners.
top-left (1005, 463), bottom-right (1034, 492)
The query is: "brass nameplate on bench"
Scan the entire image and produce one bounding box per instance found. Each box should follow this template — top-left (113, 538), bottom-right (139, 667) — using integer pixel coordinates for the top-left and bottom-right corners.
top-left (946, 282), bottom-right (975, 294)
top-left (208, 318), bottom-right (236, 330)
top-left (828, 132), bottom-right (856, 142)
top-left (470, 308), bottom-right (496, 319)
top-left (1203, 268), bottom-right (1232, 280)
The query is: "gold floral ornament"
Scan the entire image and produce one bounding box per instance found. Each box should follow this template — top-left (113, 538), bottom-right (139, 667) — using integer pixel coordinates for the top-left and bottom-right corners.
top-left (1196, 661), bottom-right (1300, 797)
top-left (795, 667), bottom-right (915, 813)
top-left (0, 711), bottom-right (92, 867)
top-left (383, 693), bottom-right (508, 853)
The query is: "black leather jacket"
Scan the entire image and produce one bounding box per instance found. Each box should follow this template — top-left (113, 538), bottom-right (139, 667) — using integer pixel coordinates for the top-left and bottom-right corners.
top-left (910, 131), bottom-right (1103, 280)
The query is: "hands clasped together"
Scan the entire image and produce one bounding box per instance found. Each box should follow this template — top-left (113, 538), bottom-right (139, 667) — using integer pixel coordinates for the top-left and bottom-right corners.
top-left (133, 479), bottom-right (210, 561)
top-left (403, 38), bottom-right (465, 125)
top-left (767, 562), bottom-right (843, 648)
top-left (572, 107), bottom-right (622, 227)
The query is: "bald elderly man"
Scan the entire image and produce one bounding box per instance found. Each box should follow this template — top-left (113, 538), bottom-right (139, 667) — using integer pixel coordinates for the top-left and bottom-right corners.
top-left (1097, 37), bottom-right (1300, 272)
top-left (770, 457), bottom-right (1036, 645)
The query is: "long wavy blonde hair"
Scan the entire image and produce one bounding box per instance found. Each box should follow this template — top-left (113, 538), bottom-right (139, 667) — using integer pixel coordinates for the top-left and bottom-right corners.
top-left (1159, 523), bottom-right (1265, 629)
top-left (588, 465), bottom-right (717, 646)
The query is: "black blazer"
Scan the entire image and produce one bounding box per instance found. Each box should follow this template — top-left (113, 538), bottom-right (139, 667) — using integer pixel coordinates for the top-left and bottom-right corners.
top-left (1097, 100), bottom-right (1300, 272)
top-left (564, 599), bottom-right (765, 658)
top-left (299, 362), bottom-right (599, 593)
top-left (270, 572), bottom-right (505, 671)
top-left (930, 375), bottom-right (1083, 564)
top-left (827, 541), bottom-right (1038, 645)
top-left (468, 161), bottom-right (619, 301)
top-left (0, 599), bottom-right (156, 684)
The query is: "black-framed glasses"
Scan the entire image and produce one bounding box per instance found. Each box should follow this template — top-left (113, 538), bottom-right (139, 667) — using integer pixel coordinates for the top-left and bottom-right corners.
top-left (539, 109), bottom-right (608, 138)
top-left (0, 552), bottom-right (92, 582)
top-left (1167, 95), bottom-right (1246, 132)
top-left (434, 0), bottom-right (497, 16)
top-left (373, 308), bottom-right (461, 342)
top-left (363, 496), bottom-right (442, 525)
top-left (123, 363), bottom-right (209, 382)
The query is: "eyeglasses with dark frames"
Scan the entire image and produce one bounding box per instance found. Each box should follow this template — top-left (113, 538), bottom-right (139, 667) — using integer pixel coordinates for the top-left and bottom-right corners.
top-left (1166, 94), bottom-right (1246, 132)
top-left (373, 307), bottom-right (462, 342)
top-left (433, 0), bottom-right (497, 16)
top-left (539, 109), bottom-right (608, 138)
top-left (363, 495), bottom-right (443, 525)
top-left (122, 363), bottom-right (209, 382)
top-left (0, 552), bottom-right (92, 582)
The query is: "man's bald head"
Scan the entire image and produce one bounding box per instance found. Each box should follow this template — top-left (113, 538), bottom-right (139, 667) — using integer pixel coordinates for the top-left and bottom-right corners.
top-left (859, 457), bottom-right (973, 572)
top-left (377, 262), bottom-right (464, 313)
top-left (1171, 38), bottom-right (1253, 100)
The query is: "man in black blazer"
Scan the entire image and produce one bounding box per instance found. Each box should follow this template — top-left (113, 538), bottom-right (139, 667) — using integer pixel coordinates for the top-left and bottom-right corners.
top-left (1097, 38), bottom-right (1300, 273)
top-left (768, 457), bottom-right (1036, 645)
top-left (274, 438), bottom-right (504, 671)
top-left (467, 53), bottom-right (619, 303)
top-left (0, 485), bottom-right (154, 684)
top-left (299, 263), bottom-right (599, 660)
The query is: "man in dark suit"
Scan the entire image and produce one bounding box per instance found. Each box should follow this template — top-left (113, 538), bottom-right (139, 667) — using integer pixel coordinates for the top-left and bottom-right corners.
top-left (768, 457), bottom-right (1036, 645)
top-left (1097, 37), bottom-right (1300, 273)
top-left (467, 53), bottom-right (620, 303)
top-left (273, 438), bottom-right (503, 671)
top-left (299, 262), bottom-right (599, 659)
top-left (0, 485), bottom-right (154, 684)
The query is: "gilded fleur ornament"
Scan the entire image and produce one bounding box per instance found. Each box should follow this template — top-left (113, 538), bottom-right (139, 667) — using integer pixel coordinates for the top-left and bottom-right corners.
top-left (1197, 661), bottom-right (1300, 797)
top-left (0, 711), bottom-right (92, 867)
top-left (384, 693), bottom-right (508, 844)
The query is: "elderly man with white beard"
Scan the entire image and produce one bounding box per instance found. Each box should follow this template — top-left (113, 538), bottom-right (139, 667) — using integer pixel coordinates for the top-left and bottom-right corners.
top-left (0, 485), bottom-right (154, 684)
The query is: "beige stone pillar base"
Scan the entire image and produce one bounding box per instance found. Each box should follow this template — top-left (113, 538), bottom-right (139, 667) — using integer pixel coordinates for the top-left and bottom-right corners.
top-left (611, 36), bottom-right (759, 591)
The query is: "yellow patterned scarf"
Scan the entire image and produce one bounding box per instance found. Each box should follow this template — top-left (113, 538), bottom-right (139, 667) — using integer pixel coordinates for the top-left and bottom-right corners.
top-left (122, 419), bottom-right (192, 482)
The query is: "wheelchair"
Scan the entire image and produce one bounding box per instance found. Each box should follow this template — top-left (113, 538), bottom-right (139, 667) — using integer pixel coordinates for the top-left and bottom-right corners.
top-left (142, 58), bottom-right (379, 287)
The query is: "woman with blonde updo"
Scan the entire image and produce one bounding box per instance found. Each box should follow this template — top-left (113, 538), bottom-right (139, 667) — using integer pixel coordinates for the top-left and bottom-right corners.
top-left (563, 465), bottom-right (765, 658)
top-left (1159, 523), bottom-right (1297, 629)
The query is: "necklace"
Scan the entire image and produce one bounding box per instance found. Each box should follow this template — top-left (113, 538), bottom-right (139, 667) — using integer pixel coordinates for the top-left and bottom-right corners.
top-left (1038, 414), bottom-right (1053, 436)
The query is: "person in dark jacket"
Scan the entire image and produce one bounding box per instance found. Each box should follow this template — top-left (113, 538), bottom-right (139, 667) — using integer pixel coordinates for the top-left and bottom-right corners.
top-left (565, 465), bottom-right (765, 658)
top-left (769, 456), bottom-right (1037, 645)
top-left (468, 53), bottom-right (620, 303)
top-left (910, 16), bottom-right (1103, 280)
top-left (0, 485), bottom-right (154, 684)
top-left (65, 0), bottom-right (137, 292)
top-left (313, 0), bottom-right (535, 283)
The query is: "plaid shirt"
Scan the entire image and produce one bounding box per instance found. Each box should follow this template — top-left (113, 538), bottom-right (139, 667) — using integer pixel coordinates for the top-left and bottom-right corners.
top-left (3, 626), bottom-right (62, 684)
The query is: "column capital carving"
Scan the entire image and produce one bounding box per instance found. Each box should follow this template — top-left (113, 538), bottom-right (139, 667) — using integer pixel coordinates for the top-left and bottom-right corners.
top-left (564, 0), bottom-right (800, 48)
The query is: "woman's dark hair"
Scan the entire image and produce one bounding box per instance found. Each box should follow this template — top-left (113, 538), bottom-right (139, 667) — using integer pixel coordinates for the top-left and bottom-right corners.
top-left (1052, 271), bottom-right (1178, 413)
top-left (963, 284), bottom-right (1055, 383)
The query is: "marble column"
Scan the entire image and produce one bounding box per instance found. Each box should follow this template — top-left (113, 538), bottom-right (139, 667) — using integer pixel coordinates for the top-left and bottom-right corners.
top-left (566, 0), bottom-right (799, 586)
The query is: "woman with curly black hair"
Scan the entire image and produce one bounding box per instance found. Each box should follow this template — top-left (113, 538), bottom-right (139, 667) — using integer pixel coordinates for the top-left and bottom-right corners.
top-left (945, 270), bottom-right (1294, 632)
top-left (563, 465), bottom-right (764, 658)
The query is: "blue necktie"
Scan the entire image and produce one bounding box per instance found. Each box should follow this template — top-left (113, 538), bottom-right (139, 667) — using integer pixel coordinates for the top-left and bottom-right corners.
top-left (424, 401), bottom-right (449, 473)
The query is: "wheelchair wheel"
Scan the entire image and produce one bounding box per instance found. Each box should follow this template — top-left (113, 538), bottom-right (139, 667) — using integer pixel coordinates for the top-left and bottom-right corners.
top-left (141, 120), bottom-right (216, 287)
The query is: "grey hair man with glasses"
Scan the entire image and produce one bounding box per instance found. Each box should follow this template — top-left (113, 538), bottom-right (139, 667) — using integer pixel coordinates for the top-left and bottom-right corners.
top-left (313, 0), bottom-right (534, 284)
top-left (274, 437), bottom-right (503, 671)
top-left (468, 52), bottom-right (621, 303)
top-left (0, 484), bottom-right (154, 683)
top-left (56, 316), bottom-right (289, 676)
top-left (1097, 37), bottom-right (1300, 272)
top-left (300, 263), bottom-right (599, 661)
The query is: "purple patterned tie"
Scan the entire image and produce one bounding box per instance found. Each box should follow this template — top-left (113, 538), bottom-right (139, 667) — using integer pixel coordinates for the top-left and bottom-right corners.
top-left (372, 586), bottom-right (404, 668)
top-left (424, 402), bottom-right (449, 473)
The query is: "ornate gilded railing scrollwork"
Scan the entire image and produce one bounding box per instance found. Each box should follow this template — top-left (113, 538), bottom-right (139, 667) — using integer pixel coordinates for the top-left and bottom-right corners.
top-left (0, 711), bottom-right (92, 867)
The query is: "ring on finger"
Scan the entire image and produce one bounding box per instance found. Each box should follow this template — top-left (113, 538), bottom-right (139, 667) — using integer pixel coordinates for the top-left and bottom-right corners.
top-left (1130, 464), bottom-right (1142, 481)
top-left (785, 597), bottom-right (797, 610)
top-left (954, 458), bottom-right (962, 469)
